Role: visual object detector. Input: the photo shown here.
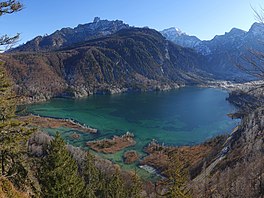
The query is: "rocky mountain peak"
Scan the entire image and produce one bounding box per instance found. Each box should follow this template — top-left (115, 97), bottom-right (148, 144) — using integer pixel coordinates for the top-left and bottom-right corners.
top-left (210, 27), bottom-right (245, 42)
top-left (248, 22), bottom-right (264, 36)
top-left (161, 27), bottom-right (201, 51)
top-left (10, 18), bottom-right (130, 52)
top-left (93, 17), bottom-right (101, 23)
top-left (161, 27), bottom-right (186, 37)
top-left (228, 28), bottom-right (246, 36)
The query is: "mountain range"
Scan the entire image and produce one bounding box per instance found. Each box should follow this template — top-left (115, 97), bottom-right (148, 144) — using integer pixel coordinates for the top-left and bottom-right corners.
top-left (161, 23), bottom-right (264, 55)
top-left (161, 23), bottom-right (264, 79)
top-left (3, 25), bottom-right (209, 102)
top-left (3, 17), bottom-right (264, 102)
top-left (12, 17), bottom-right (130, 52)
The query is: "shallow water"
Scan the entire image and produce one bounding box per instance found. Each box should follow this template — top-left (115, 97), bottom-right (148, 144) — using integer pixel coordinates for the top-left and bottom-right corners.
top-left (26, 87), bottom-right (239, 179)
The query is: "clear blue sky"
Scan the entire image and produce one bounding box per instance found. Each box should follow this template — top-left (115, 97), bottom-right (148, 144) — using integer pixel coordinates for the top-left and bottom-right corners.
top-left (1, 0), bottom-right (263, 44)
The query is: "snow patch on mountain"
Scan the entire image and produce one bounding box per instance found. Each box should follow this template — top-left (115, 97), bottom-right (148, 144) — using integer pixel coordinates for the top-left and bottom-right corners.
top-left (160, 27), bottom-right (212, 55)
top-left (161, 27), bottom-right (200, 48)
top-left (161, 23), bottom-right (264, 56)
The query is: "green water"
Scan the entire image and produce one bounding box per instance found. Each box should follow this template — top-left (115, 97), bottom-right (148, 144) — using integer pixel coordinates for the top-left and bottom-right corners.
top-left (26, 87), bottom-right (238, 179)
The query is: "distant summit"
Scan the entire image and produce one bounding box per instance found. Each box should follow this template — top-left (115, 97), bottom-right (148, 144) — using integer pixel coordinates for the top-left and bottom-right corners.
top-left (161, 23), bottom-right (264, 54)
top-left (93, 17), bottom-right (101, 23)
top-left (228, 28), bottom-right (246, 36)
top-left (160, 27), bottom-right (201, 50)
top-left (161, 22), bottom-right (264, 80)
top-left (161, 27), bottom-right (186, 37)
top-left (248, 22), bottom-right (264, 36)
top-left (10, 17), bottom-right (130, 52)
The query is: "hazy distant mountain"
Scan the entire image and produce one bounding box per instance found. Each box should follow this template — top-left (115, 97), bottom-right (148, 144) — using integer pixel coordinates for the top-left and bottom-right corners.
top-left (10, 17), bottom-right (130, 52)
top-left (202, 23), bottom-right (264, 79)
top-left (160, 25), bottom-right (259, 54)
top-left (3, 27), bottom-right (209, 102)
top-left (161, 23), bottom-right (264, 80)
top-left (202, 22), bottom-right (264, 54)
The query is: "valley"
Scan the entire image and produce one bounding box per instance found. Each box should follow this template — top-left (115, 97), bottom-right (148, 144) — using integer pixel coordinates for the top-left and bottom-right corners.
top-left (0, 14), bottom-right (263, 197)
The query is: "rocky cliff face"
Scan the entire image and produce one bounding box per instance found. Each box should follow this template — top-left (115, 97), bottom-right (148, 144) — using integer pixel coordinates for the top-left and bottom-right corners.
top-left (227, 82), bottom-right (264, 113)
top-left (192, 84), bottom-right (264, 197)
top-left (2, 28), bottom-right (209, 103)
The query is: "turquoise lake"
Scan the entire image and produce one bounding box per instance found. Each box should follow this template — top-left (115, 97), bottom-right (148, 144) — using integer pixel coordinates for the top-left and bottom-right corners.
top-left (26, 87), bottom-right (239, 178)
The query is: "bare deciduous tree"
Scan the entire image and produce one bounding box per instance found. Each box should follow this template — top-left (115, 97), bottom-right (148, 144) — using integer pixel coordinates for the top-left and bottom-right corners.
top-left (236, 6), bottom-right (264, 81)
top-left (0, 0), bottom-right (22, 50)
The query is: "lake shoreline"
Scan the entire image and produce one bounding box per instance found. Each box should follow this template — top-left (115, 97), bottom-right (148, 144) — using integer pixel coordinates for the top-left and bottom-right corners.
top-left (18, 80), bottom-right (263, 105)
top-left (19, 114), bottom-right (98, 134)
top-left (86, 132), bottom-right (136, 154)
top-left (22, 112), bottom-right (228, 179)
top-left (17, 82), bottom-right (184, 105)
top-left (23, 112), bottom-right (230, 180)
top-left (22, 87), bottom-right (239, 178)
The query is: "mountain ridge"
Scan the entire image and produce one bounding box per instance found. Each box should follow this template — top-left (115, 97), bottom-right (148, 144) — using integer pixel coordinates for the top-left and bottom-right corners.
top-left (4, 18), bottom-right (264, 103)
top-left (161, 22), bottom-right (264, 80)
top-left (3, 27), bottom-right (210, 103)
top-left (10, 17), bottom-right (130, 52)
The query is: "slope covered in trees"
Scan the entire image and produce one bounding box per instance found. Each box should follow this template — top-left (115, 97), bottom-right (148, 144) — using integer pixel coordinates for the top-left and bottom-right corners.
top-left (2, 27), bottom-right (209, 103)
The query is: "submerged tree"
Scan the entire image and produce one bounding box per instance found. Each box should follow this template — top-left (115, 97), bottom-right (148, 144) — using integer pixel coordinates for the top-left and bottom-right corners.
top-left (39, 133), bottom-right (85, 198)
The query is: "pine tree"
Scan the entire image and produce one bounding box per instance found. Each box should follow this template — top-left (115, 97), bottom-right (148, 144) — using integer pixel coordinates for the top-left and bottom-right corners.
top-left (105, 169), bottom-right (126, 198)
top-left (109, 170), bottom-right (125, 198)
top-left (39, 132), bottom-right (85, 198)
top-left (81, 151), bottom-right (100, 198)
top-left (128, 171), bottom-right (142, 198)
top-left (165, 151), bottom-right (192, 198)
top-left (156, 151), bottom-right (192, 198)
top-left (0, 66), bottom-right (33, 179)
